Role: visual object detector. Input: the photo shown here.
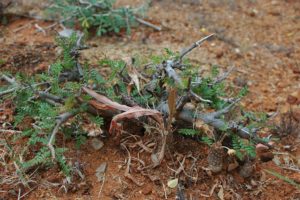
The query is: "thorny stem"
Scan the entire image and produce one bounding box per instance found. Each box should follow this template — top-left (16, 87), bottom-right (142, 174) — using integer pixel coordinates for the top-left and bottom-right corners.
top-left (48, 111), bottom-right (78, 160)
top-left (211, 66), bottom-right (235, 85)
top-left (179, 33), bottom-right (215, 61)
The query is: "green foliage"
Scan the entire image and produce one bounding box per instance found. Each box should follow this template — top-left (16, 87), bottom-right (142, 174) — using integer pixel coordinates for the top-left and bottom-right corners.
top-left (48, 0), bottom-right (149, 36)
top-left (3, 34), bottom-right (104, 179)
top-left (231, 135), bottom-right (256, 160)
top-left (201, 136), bottom-right (214, 146)
top-left (2, 32), bottom-right (267, 185)
top-left (55, 34), bottom-right (78, 70)
top-left (90, 115), bottom-right (104, 126)
top-left (192, 76), bottom-right (227, 109)
top-left (177, 129), bottom-right (215, 146)
top-left (178, 128), bottom-right (199, 136)
top-left (0, 58), bottom-right (6, 65)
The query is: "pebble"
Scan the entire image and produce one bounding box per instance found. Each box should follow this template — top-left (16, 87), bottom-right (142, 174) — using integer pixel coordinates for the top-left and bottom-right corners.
top-left (260, 152), bottom-right (274, 162)
top-left (91, 138), bottom-right (104, 151)
top-left (95, 162), bottom-right (107, 182)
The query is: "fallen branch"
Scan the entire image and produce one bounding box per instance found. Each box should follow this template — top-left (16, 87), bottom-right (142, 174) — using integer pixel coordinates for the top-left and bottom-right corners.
top-left (135, 17), bottom-right (162, 31)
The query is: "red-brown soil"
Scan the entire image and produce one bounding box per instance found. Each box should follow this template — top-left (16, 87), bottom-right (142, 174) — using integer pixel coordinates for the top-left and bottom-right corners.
top-left (1, 0), bottom-right (300, 199)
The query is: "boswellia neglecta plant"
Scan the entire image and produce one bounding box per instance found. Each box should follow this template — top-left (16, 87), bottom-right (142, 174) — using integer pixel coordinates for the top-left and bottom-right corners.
top-left (1, 33), bottom-right (272, 187)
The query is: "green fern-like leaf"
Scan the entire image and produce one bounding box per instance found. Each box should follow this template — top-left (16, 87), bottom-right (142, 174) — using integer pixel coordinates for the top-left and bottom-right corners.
top-left (56, 148), bottom-right (72, 177)
top-left (178, 129), bottom-right (199, 136)
top-left (231, 135), bottom-right (256, 160)
top-left (21, 147), bottom-right (51, 170)
top-left (201, 136), bottom-right (214, 146)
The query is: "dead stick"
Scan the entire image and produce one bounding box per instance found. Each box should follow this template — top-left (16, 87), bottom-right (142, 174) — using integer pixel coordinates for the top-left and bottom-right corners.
top-left (179, 34), bottom-right (215, 61)
top-left (211, 66), bottom-right (235, 85)
top-left (135, 17), bottom-right (162, 31)
top-left (48, 112), bottom-right (77, 159)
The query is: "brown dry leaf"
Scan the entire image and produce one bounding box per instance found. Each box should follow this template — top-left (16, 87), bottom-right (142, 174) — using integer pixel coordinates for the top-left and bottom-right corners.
top-left (109, 107), bottom-right (164, 134)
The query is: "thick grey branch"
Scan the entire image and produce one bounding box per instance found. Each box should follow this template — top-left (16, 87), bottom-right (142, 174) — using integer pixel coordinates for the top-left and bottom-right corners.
top-left (178, 107), bottom-right (271, 146)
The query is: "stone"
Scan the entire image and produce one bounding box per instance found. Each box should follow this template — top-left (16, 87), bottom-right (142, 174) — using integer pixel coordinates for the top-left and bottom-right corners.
top-left (95, 162), bottom-right (107, 182)
top-left (259, 152), bottom-right (274, 162)
top-left (207, 142), bottom-right (224, 173)
top-left (239, 161), bottom-right (254, 178)
top-left (91, 138), bottom-right (104, 151)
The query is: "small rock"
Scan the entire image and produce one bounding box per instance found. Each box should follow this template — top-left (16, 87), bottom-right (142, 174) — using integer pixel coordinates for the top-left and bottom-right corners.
top-left (239, 161), bottom-right (254, 178)
top-left (215, 48), bottom-right (224, 58)
top-left (260, 152), bottom-right (274, 162)
top-left (283, 145), bottom-right (292, 150)
top-left (167, 178), bottom-right (178, 189)
top-left (95, 162), bottom-right (107, 182)
top-left (207, 142), bottom-right (224, 173)
top-left (250, 179), bottom-right (258, 186)
top-left (91, 138), bottom-right (104, 151)
top-left (249, 9), bottom-right (258, 17)
top-left (256, 143), bottom-right (269, 153)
